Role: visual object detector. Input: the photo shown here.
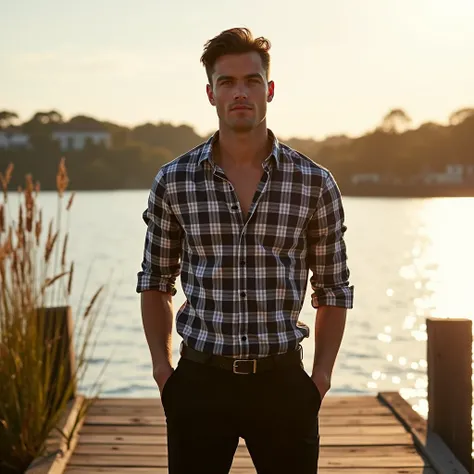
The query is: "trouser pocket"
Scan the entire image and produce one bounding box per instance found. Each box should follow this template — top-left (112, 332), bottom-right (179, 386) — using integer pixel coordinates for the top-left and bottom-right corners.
top-left (161, 365), bottom-right (181, 411)
top-left (298, 366), bottom-right (322, 409)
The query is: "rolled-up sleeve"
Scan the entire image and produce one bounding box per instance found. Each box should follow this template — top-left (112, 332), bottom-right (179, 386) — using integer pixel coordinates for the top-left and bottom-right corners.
top-left (308, 171), bottom-right (354, 309)
top-left (136, 168), bottom-right (182, 294)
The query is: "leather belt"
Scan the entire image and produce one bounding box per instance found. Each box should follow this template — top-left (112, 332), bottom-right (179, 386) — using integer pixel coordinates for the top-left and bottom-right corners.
top-left (180, 343), bottom-right (303, 374)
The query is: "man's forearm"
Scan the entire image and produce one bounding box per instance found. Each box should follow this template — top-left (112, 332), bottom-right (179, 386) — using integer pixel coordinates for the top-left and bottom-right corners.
top-left (141, 290), bottom-right (174, 370)
top-left (312, 306), bottom-right (347, 379)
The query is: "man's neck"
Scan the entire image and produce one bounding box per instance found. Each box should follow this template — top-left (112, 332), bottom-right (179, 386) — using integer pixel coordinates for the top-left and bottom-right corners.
top-left (214, 123), bottom-right (271, 168)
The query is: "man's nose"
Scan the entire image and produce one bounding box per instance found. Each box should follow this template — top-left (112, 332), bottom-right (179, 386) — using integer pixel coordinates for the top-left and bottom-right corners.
top-left (233, 87), bottom-right (248, 100)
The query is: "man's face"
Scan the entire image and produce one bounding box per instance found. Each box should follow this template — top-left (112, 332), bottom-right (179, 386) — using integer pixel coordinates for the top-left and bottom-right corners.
top-left (206, 52), bottom-right (274, 133)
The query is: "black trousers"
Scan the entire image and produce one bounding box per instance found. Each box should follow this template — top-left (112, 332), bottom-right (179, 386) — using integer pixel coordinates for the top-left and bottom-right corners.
top-left (161, 356), bottom-right (321, 474)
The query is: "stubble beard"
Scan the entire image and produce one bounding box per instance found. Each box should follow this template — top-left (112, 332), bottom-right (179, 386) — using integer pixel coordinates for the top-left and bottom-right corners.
top-left (226, 110), bottom-right (260, 133)
top-left (229, 121), bottom-right (255, 133)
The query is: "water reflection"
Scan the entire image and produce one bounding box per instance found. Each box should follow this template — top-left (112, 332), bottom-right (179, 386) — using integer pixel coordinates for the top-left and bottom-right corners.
top-left (365, 197), bottom-right (474, 448)
top-left (420, 199), bottom-right (474, 320)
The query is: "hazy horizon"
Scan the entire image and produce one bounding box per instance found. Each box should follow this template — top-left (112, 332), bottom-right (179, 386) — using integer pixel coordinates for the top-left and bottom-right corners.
top-left (2, 0), bottom-right (474, 141)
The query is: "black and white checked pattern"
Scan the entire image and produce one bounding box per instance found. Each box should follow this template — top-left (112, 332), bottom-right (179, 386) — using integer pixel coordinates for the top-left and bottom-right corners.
top-left (137, 130), bottom-right (354, 358)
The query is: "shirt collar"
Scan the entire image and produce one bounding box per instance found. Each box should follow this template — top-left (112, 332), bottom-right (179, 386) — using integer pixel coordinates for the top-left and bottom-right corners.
top-left (198, 129), bottom-right (281, 169)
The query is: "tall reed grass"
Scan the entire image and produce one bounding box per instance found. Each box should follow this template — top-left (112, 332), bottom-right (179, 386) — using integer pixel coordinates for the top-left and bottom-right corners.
top-left (0, 159), bottom-right (106, 473)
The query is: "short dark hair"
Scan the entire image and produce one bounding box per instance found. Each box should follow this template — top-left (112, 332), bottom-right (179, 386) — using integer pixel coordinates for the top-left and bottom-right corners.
top-left (200, 27), bottom-right (271, 85)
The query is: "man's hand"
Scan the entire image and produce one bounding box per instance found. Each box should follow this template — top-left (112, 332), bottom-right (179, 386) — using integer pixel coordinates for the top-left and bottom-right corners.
top-left (153, 364), bottom-right (174, 396)
top-left (311, 366), bottom-right (331, 400)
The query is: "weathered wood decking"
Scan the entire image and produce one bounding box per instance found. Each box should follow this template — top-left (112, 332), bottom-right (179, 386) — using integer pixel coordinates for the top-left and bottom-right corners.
top-left (48, 392), bottom-right (467, 474)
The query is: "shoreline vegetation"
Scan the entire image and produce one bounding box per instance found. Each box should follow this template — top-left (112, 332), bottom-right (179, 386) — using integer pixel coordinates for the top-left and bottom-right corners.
top-left (0, 107), bottom-right (473, 197)
top-left (0, 161), bottom-right (107, 474)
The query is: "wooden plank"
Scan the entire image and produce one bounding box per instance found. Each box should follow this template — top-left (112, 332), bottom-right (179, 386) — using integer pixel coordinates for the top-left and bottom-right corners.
top-left (86, 404), bottom-right (393, 417)
top-left (233, 452), bottom-right (429, 469)
top-left (82, 414), bottom-right (400, 427)
top-left (74, 432), bottom-right (413, 447)
top-left (79, 423), bottom-right (409, 436)
top-left (66, 452), bottom-right (429, 468)
top-left (72, 443), bottom-right (423, 457)
top-left (89, 395), bottom-right (380, 408)
top-left (25, 395), bottom-right (87, 474)
top-left (66, 468), bottom-right (437, 474)
top-left (379, 391), bottom-right (469, 474)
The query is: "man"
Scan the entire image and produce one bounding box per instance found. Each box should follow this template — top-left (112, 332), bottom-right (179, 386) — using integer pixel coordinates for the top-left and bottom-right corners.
top-left (137, 27), bottom-right (354, 474)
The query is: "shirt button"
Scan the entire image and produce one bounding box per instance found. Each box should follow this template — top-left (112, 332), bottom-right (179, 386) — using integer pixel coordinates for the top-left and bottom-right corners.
top-left (231, 205), bottom-right (238, 210)
top-left (240, 260), bottom-right (246, 266)
top-left (241, 336), bottom-right (247, 342)
top-left (240, 291), bottom-right (246, 297)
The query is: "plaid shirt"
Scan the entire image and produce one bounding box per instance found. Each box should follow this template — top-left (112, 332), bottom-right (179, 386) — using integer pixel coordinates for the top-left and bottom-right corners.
top-left (137, 130), bottom-right (354, 358)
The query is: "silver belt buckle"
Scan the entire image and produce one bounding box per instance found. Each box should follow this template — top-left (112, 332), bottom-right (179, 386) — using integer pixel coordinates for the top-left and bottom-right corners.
top-left (233, 359), bottom-right (257, 374)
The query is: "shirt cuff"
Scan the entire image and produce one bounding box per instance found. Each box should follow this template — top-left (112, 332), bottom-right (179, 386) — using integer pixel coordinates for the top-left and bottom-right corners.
top-left (311, 285), bottom-right (354, 309)
top-left (136, 273), bottom-right (177, 295)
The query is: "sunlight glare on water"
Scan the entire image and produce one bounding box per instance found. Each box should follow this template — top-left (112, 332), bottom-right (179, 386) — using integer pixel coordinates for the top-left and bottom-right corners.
top-left (345, 197), bottom-right (474, 421)
top-left (375, 198), bottom-right (474, 456)
top-left (417, 198), bottom-right (474, 320)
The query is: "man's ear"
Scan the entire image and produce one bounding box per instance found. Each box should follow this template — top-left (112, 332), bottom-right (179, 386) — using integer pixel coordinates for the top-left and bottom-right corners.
top-left (206, 84), bottom-right (216, 106)
top-left (267, 80), bottom-right (275, 103)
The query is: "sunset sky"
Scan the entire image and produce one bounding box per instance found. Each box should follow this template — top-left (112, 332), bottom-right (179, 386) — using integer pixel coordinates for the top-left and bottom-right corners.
top-left (2, 0), bottom-right (473, 140)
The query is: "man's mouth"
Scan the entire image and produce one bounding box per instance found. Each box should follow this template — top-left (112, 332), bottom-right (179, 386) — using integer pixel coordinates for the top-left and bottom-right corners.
top-left (230, 105), bottom-right (252, 110)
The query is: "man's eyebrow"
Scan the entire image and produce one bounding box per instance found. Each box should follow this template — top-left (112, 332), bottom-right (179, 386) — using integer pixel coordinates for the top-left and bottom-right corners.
top-left (215, 75), bottom-right (234, 82)
top-left (215, 73), bottom-right (264, 82)
top-left (245, 73), bottom-right (264, 80)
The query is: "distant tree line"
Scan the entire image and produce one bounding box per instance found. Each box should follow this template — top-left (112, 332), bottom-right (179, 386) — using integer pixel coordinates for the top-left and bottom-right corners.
top-left (0, 107), bottom-right (473, 194)
top-left (313, 108), bottom-right (474, 186)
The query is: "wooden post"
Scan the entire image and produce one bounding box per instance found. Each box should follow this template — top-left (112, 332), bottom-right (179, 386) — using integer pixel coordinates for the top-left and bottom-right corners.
top-left (37, 306), bottom-right (76, 401)
top-left (427, 317), bottom-right (472, 472)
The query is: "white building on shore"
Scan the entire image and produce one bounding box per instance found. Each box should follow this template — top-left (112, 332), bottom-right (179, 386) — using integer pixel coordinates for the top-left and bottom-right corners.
top-left (51, 123), bottom-right (111, 151)
top-left (0, 127), bottom-right (31, 149)
top-left (0, 123), bottom-right (111, 151)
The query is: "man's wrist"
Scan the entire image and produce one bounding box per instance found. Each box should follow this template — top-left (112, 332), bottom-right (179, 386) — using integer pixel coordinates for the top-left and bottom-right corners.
top-left (153, 361), bottom-right (172, 373)
top-left (313, 362), bottom-right (333, 377)
top-left (310, 365), bottom-right (332, 398)
top-left (311, 364), bottom-right (332, 381)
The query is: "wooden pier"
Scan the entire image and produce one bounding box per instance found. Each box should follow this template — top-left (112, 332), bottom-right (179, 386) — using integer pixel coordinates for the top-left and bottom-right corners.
top-left (29, 391), bottom-right (467, 474)
top-left (25, 312), bottom-right (473, 474)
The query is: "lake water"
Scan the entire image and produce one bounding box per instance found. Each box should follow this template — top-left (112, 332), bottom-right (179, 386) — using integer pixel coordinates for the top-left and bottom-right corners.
top-left (31, 191), bottom-right (474, 420)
